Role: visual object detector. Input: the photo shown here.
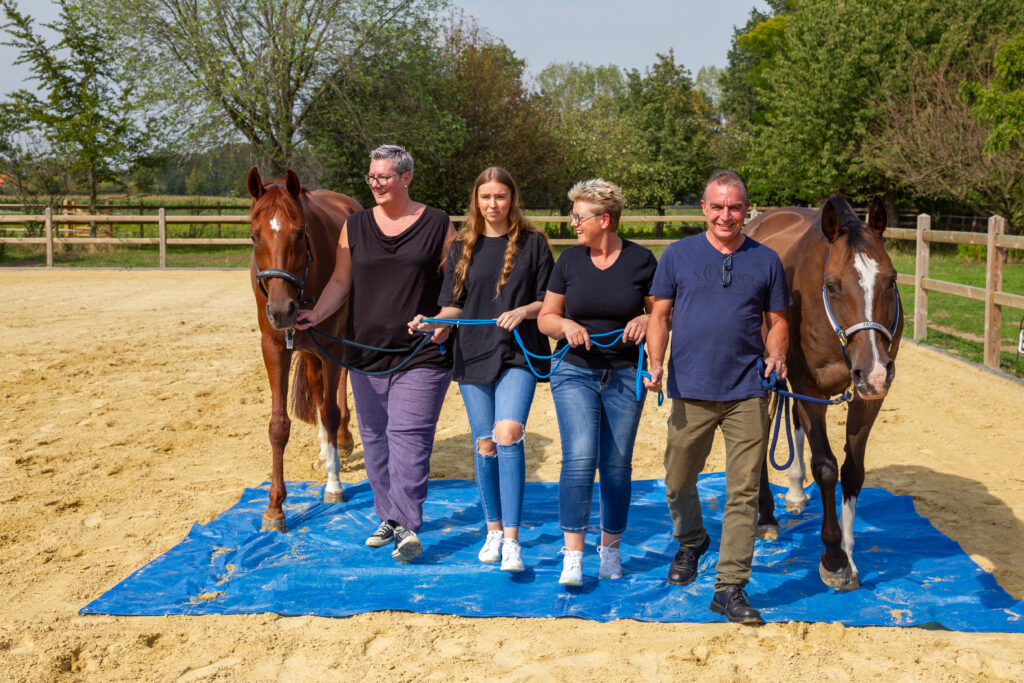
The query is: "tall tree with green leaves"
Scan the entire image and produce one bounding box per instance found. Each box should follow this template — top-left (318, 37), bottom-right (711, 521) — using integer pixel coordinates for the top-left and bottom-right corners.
top-left (962, 31), bottom-right (1024, 155)
top-left (1, 0), bottom-right (144, 229)
top-left (745, 0), bottom-right (1024, 213)
top-left (620, 51), bottom-right (717, 231)
top-left (308, 13), bottom-right (563, 213)
top-left (83, 0), bottom-right (445, 177)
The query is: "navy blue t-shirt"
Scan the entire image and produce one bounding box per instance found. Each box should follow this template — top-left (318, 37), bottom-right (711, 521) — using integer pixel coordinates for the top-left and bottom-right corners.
top-left (650, 233), bottom-right (791, 400)
top-left (547, 239), bottom-right (658, 370)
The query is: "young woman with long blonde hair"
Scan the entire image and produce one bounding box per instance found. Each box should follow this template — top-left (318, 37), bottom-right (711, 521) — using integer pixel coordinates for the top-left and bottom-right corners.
top-left (410, 166), bottom-right (553, 572)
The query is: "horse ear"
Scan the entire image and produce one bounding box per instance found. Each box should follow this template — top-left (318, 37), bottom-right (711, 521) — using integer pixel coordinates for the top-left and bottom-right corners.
top-left (820, 197), bottom-right (844, 243)
top-left (866, 197), bottom-right (887, 236)
top-left (247, 167), bottom-right (264, 199)
top-left (285, 169), bottom-right (301, 198)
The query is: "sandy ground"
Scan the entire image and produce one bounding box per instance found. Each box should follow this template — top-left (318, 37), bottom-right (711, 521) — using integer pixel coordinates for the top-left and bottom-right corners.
top-left (1, 269), bottom-right (1023, 682)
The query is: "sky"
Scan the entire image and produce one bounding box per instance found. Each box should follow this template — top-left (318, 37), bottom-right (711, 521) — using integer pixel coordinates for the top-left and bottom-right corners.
top-left (0, 0), bottom-right (769, 96)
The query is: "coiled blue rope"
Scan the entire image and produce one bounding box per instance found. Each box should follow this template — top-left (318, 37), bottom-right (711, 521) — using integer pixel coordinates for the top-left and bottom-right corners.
top-left (757, 357), bottom-right (853, 470)
top-left (422, 317), bottom-right (663, 405)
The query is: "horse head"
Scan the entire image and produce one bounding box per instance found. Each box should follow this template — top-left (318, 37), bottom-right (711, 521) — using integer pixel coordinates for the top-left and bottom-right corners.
top-left (248, 167), bottom-right (310, 331)
top-left (818, 196), bottom-right (902, 399)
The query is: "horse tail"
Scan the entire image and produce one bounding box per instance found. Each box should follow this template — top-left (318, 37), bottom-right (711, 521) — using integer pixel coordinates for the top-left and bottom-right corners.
top-left (290, 355), bottom-right (317, 425)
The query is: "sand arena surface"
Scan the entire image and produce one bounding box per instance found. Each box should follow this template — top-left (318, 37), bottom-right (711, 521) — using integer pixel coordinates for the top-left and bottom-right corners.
top-left (1, 269), bottom-right (1023, 681)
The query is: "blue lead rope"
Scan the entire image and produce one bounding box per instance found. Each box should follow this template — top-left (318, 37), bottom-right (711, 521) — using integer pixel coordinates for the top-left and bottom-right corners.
top-left (422, 317), bottom-right (663, 405)
top-left (757, 357), bottom-right (853, 470)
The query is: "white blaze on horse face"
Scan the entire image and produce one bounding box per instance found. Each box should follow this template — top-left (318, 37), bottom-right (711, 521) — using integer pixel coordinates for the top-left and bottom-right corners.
top-left (853, 252), bottom-right (888, 392)
top-left (270, 214), bottom-right (283, 233)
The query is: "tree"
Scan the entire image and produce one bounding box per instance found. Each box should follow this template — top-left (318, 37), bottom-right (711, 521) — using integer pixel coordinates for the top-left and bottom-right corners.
top-left (619, 51), bottom-right (718, 231)
top-left (1, 0), bottom-right (145, 231)
top-left (83, 0), bottom-right (445, 176)
top-left (743, 0), bottom-right (1024, 211)
top-left (866, 54), bottom-right (1024, 233)
top-left (962, 31), bottom-right (1024, 154)
top-left (307, 12), bottom-right (564, 213)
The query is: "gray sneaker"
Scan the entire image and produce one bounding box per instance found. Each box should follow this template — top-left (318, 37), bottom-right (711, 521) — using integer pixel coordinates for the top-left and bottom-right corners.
top-left (365, 520), bottom-right (394, 548)
top-left (391, 524), bottom-right (423, 562)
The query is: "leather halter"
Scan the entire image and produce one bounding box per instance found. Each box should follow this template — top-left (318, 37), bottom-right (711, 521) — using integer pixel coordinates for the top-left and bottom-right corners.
top-left (252, 183), bottom-right (316, 306)
top-left (821, 252), bottom-right (900, 369)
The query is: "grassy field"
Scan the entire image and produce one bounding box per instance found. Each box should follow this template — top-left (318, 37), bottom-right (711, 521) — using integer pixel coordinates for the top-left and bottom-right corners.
top-left (2, 236), bottom-right (1021, 376)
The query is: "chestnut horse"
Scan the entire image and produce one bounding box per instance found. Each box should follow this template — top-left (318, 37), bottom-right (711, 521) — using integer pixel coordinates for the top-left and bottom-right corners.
top-left (247, 167), bottom-right (362, 532)
top-left (745, 196), bottom-right (903, 590)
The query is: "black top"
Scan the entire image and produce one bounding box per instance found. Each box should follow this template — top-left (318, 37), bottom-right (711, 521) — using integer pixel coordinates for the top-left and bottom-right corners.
top-left (440, 230), bottom-right (554, 384)
top-left (546, 239), bottom-right (658, 370)
top-left (345, 205), bottom-right (452, 372)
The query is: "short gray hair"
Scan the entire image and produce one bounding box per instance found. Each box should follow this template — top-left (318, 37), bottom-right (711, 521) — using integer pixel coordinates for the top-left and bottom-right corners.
top-left (567, 178), bottom-right (625, 231)
top-left (370, 144), bottom-right (414, 177)
top-left (703, 170), bottom-right (748, 202)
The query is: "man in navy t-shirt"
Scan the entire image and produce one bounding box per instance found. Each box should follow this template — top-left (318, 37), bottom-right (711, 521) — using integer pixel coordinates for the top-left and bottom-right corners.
top-left (645, 170), bottom-right (791, 625)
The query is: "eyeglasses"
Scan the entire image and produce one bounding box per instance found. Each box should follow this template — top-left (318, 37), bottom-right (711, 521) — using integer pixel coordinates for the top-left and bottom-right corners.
top-left (569, 213), bottom-right (603, 225)
top-left (721, 253), bottom-right (733, 287)
top-left (364, 173), bottom-right (399, 186)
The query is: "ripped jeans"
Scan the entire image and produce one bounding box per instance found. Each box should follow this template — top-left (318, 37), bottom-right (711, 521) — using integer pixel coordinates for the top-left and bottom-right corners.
top-left (458, 367), bottom-right (538, 529)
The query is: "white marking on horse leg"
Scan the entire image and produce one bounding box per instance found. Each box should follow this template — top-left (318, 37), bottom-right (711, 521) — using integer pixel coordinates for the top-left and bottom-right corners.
top-left (841, 495), bottom-right (858, 578)
top-left (785, 425), bottom-right (809, 511)
top-left (270, 214), bottom-right (282, 233)
top-left (316, 413), bottom-right (329, 469)
top-left (316, 413), bottom-right (343, 495)
top-left (853, 252), bottom-right (888, 392)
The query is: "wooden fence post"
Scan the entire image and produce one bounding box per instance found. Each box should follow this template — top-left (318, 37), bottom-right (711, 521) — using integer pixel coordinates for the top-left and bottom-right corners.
top-left (983, 215), bottom-right (1006, 369)
top-left (159, 208), bottom-right (167, 269)
top-left (45, 207), bottom-right (53, 268)
top-left (913, 213), bottom-right (930, 341)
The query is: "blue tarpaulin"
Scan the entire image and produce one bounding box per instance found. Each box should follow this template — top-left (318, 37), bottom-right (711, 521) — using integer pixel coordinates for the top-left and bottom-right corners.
top-left (82, 474), bottom-right (1024, 631)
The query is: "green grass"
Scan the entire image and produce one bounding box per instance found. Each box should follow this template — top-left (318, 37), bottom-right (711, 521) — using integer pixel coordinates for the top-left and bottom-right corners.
top-left (889, 248), bottom-right (1024, 376)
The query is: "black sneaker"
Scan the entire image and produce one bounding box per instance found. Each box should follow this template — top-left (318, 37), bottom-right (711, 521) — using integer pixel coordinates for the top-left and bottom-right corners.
top-left (391, 524), bottom-right (423, 562)
top-left (710, 586), bottom-right (763, 625)
top-left (365, 520), bottom-right (395, 548)
top-left (667, 534), bottom-right (711, 586)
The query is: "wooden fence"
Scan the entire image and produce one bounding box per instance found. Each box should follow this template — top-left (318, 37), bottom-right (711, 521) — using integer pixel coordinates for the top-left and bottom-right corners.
top-left (2, 209), bottom-right (1023, 370)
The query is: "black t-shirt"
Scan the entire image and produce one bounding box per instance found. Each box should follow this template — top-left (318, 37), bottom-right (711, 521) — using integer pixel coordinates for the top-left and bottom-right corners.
top-left (439, 230), bottom-right (554, 384)
top-left (345, 205), bottom-right (452, 372)
top-left (546, 239), bottom-right (658, 370)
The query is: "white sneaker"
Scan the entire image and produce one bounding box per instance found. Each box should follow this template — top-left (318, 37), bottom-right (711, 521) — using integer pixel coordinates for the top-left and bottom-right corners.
top-left (478, 530), bottom-right (503, 563)
top-left (598, 545), bottom-right (622, 579)
top-left (558, 547), bottom-right (583, 586)
top-left (500, 538), bottom-right (525, 572)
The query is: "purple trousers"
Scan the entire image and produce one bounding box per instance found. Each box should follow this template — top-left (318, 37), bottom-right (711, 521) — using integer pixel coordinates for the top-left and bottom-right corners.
top-left (349, 366), bottom-right (452, 532)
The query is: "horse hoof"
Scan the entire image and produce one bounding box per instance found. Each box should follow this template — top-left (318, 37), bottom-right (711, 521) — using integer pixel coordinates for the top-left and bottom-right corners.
top-left (339, 444), bottom-right (354, 461)
top-left (261, 516), bottom-right (286, 533)
top-left (756, 524), bottom-right (779, 541)
top-left (819, 562), bottom-right (856, 590)
top-left (323, 489), bottom-right (345, 503)
top-left (786, 498), bottom-right (808, 514)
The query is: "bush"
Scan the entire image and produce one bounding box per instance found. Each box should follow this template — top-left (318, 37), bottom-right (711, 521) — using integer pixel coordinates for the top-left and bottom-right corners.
top-left (957, 243), bottom-right (986, 260)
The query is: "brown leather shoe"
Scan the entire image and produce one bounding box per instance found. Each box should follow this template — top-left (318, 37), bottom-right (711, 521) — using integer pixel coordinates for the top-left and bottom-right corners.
top-left (666, 534), bottom-right (710, 585)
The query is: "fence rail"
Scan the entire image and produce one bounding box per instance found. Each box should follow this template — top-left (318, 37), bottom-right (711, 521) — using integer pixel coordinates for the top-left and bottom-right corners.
top-left (2, 209), bottom-right (1022, 370)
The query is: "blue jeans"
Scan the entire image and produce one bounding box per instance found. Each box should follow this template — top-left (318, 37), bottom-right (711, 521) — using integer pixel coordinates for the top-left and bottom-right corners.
top-left (550, 362), bottom-right (646, 534)
top-left (459, 367), bottom-right (538, 529)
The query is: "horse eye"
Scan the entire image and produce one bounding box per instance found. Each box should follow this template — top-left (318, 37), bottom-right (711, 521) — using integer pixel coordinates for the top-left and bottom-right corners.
top-left (249, 233), bottom-right (257, 243)
top-left (825, 281), bottom-right (839, 295)
top-left (295, 229), bottom-right (306, 240)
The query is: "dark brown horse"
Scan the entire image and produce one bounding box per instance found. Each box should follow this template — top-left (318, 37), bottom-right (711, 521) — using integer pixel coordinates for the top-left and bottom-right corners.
top-left (745, 196), bottom-right (903, 590)
top-left (247, 167), bottom-right (362, 532)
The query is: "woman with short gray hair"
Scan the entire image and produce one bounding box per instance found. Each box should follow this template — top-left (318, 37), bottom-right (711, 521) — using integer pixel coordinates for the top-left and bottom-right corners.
top-left (538, 178), bottom-right (658, 586)
top-left (297, 144), bottom-right (454, 563)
